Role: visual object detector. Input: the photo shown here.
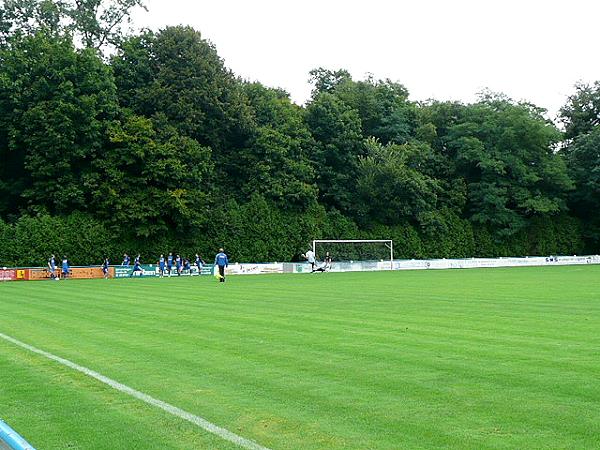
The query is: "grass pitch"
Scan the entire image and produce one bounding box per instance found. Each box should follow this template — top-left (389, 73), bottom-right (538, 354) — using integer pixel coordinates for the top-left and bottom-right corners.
top-left (1, 266), bottom-right (600, 449)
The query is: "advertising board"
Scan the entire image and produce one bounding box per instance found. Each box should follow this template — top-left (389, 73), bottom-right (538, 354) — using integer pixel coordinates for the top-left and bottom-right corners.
top-left (0, 269), bottom-right (17, 281)
top-left (0, 255), bottom-right (598, 282)
top-left (114, 265), bottom-right (207, 278)
top-left (225, 263), bottom-right (284, 275)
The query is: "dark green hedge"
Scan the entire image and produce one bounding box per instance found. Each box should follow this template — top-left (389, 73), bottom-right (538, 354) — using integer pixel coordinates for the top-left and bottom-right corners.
top-left (0, 200), bottom-right (587, 268)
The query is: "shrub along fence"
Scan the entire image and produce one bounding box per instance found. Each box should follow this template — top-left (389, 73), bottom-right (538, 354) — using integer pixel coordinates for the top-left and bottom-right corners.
top-left (0, 208), bottom-right (588, 269)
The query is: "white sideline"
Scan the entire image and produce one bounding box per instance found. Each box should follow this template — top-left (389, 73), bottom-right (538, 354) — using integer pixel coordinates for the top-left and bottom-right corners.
top-left (0, 332), bottom-right (271, 450)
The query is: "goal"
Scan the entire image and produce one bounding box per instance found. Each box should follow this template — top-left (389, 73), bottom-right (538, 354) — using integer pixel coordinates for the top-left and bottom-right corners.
top-left (312, 239), bottom-right (394, 270)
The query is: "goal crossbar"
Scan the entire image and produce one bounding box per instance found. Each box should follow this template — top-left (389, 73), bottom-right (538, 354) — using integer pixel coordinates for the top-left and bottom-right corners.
top-left (312, 239), bottom-right (394, 270)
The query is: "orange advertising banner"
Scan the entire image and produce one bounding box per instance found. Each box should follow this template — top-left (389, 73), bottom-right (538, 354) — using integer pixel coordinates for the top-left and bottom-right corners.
top-left (29, 268), bottom-right (55, 280)
top-left (28, 267), bottom-right (114, 281)
top-left (68, 267), bottom-right (105, 279)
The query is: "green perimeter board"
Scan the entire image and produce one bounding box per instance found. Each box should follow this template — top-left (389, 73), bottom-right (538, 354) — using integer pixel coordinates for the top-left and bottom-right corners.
top-left (1, 267), bottom-right (600, 449)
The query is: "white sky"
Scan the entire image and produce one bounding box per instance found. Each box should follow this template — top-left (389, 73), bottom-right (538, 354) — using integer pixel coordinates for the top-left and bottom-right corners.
top-left (130, 0), bottom-right (600, 120)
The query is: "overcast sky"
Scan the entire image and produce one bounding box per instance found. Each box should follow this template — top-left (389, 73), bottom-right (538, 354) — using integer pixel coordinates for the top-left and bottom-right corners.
top-left (130, 0), bottom-right (599, 120)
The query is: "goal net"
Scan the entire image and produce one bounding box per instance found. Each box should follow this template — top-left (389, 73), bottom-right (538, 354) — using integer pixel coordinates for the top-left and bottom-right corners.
top-left (312, 240), bottom-right (394, 270)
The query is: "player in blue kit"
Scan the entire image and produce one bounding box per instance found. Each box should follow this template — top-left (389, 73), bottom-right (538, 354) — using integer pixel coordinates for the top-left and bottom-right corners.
top-left (158, 254), bottom-right (165, 278)
top-left (122, 254), bottom-right (130, 266)
top-left (47, 254), bottom-right (57, 279)
top-left (167, 253), bottom-right (173, 277)
top-left (131, 258), bottom-right (142, 277)
top-left (61, 256), bottom-right (70, 279)
top-left (195, 254), bottom-right (205, 273)
top-left (183, 258), bottom-right (191, 275)
top-left (175, 254), bottom-right (182, 276)
top-left (214, 248), bottom-right (228, 283)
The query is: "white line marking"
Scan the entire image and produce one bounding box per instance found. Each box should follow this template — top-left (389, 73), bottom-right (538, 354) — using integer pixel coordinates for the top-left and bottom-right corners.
top-left (0, 332), bottom-right (271, 450)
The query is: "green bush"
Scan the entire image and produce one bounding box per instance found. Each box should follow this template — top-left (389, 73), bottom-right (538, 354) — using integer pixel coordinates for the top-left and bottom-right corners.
top-left (471, 215), bottom-right (584, 258)
top-left (419, 210), bottom-right (474, 259)
top-left (526, 215), bottom-right (584, 256)
top-left (0, 209), bottom-right (588, 267)
top-left (0, 219), bottom-right (15, 266)
top-left (1, 213), bottom-right (114, 266)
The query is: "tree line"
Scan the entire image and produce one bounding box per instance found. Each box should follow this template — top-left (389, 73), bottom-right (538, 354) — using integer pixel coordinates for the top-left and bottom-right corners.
top-left (0, 0), bottom-right (599, 266)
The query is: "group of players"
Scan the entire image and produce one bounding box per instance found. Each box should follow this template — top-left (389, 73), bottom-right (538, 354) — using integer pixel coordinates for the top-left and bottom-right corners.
top-left (303, 249), bottom-right (333, 272)
top-left (47, 247), bottom-right (329, 281)
top-left (46, 252), bottom-right (209, 280)
top-left (119, 253), bottom-right (208, 278)
top-left (113, 253), bottom-right (210, 278)
top-left (46, 254), bottom-right (69, 279)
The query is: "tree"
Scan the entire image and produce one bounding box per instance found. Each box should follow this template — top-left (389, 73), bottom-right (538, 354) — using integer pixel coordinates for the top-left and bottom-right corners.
top-left (559, 81), bottom-right (600, 141)
top-left (0, 0), bottom-right (145, 50)
top-left (560, 81), bottom-right (600, 251)
top-left (413, 101), bottom-right (469, 212)
top-left (88, 113), bottom-right (213, 237)
top-left (308, 67), bottom-right (351, 96)
top-left (309, 69), bottom-right (417, 145)
top-left (305, 92), bottom-right (365, 212)
top-left (66, 0), bottom-right (146, 49)
top-left (564, 127), bottom-right (600, 248)
top-left (0, 32), bottom-right (118, 216)
top-left (446, 95), bottom-right (572, 234)
top-left (0, 0), bottom-right (63, 40)
top-left (111, 26), bottom-right (254, 180)
top-left (238, 83), bottom-right (317, 210)
top-left (355, 138), bottom-right (440, 226)
top-left (334, 76), bottom-right (416, 145)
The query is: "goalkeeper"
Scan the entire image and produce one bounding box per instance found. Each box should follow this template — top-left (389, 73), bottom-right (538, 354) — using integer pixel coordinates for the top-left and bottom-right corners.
top-left (312, 252), bottom-right (333, 273)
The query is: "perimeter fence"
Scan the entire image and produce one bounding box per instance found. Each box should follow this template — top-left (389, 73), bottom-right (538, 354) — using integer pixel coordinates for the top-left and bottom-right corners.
top-left (1, 255), bottom-right (598, 282)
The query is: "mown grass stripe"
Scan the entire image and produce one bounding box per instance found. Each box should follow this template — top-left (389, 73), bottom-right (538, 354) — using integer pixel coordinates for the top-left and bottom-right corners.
top-left (2, 266), bottom-right (600, 449)
top-left (0, 332), bottom-right (270, 450)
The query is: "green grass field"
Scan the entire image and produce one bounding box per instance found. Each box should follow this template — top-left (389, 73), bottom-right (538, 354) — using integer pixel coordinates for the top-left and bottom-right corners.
top-left (1, 266), bottom-right (600, 449)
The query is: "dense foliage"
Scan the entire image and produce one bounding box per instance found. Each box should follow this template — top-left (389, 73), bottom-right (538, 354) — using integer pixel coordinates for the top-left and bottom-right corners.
top-left (0, 0), bottom-right (597, 266)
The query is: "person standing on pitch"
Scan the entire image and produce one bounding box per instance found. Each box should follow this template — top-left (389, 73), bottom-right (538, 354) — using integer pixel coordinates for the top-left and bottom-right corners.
top-left (214, 248), bottom-right (228, 283)
top-left (304, 248), bottom-right (316, 272)
top-left (158, 254), bottom-right (165, 278)
top-left (324, 251), bottom-right (333, 270)
top-left (183, 257), bottom-right (191, 275)
top-left (131, 258), bottom-right (142, 277)
top-left (47, 254), bottom-right (57, 279)
top-left (167, 253), bottom-right (173, 276)
top-left (102, 257), bottom-right (110, 279)
top-left (175, 254), bottom-right (182, 276)
top-left (122, 253), bottom-right (130, 266)
top-left (195, 253), bottom-right (205, 271)
top-left (61, 255), bottom-right (70, 279)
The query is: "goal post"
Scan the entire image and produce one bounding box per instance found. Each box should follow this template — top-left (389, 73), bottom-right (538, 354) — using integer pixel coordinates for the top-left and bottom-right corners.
top-left (312, 239), bottom-right (394, 270)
